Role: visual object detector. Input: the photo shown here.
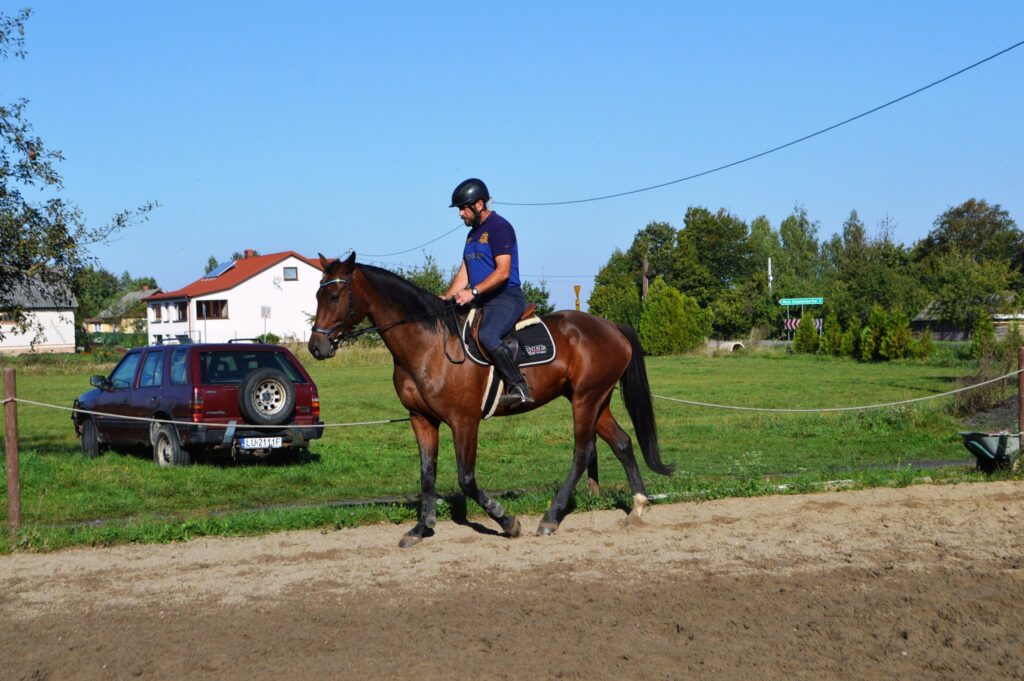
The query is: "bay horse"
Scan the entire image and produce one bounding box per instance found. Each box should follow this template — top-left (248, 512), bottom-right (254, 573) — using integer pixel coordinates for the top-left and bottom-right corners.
top-left (308, 252), bottom-right (673, 547)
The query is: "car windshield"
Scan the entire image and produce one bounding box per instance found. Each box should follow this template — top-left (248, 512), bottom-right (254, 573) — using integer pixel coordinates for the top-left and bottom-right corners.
top-left (109, 353), bottom-right (142, 389)
top-left (198, 350), bottom-right (305, 385)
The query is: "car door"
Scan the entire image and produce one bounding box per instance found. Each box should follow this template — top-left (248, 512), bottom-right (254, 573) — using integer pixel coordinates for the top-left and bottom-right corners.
top-left (127, 349), bottom-right (165, 445)
top-left (92, 351), bottom-right (143, 443)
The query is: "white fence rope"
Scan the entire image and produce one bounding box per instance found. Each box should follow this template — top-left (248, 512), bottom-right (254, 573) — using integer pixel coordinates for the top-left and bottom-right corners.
top-left (3, 368), bottom-right (1020, 426)
top-left (651, 368), bottom-right (1022, 413)
top-left (9, 398), bottom-right (409, 430)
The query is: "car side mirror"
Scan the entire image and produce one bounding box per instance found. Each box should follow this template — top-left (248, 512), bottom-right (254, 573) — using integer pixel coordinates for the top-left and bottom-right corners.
top-left (89, 375), bottom-right (112, 391)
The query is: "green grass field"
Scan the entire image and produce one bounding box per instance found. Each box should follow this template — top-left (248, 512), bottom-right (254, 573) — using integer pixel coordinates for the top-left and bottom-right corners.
top-left (0, 346), bottom-right (1014, 551)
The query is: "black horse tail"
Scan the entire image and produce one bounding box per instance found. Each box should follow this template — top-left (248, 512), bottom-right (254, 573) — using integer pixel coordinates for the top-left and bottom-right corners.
top-left (617, 324), bottom-right (674, 476)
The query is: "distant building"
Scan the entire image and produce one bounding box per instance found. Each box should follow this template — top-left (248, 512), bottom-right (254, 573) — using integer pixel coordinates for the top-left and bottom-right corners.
top-left (144, 250), bottom-right (324, 344)
top-left (0, 277), bottom-right (78, 354)
top-left (911, 302), bottom-right (1024, 341)
top-left (83, 285), bottom-right (160, 336)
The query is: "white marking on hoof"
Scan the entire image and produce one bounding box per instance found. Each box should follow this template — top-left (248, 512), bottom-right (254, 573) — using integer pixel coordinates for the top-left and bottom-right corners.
top-left (629, 493), bottom-right (649, 521)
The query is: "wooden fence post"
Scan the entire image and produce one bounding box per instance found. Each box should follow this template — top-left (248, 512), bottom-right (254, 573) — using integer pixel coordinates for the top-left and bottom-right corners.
top-left (4, 367), bottom-right (20, 537)
top-left (1019, 348), bottom-right (1024, 451)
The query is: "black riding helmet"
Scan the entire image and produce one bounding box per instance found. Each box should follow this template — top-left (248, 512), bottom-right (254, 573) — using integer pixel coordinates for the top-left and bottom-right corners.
top-left (450, 178), bottom-right (490, 208)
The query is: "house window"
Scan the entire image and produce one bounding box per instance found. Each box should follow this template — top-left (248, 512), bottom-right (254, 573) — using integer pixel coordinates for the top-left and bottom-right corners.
top-left (197, 299), bottom-right (228, 320)
top-left (174, 302), bottom-right (187, 322)
top-left (152, 305), bottom-right (162, 322)
top-left (283, 267), bottom-right (298, 281)
top-left (91, 322), bottom-right (102, 332)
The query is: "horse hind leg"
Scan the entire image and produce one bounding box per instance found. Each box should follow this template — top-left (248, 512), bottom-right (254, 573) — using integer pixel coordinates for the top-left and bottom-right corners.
top-left (595, 404), bottom-right (649, 525)
top-left (538, 397), bottom-right (603, 535)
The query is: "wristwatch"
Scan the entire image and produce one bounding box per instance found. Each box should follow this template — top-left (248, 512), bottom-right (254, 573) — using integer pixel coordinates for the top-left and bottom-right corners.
top-left (471, 287), bottom-right (480, 298)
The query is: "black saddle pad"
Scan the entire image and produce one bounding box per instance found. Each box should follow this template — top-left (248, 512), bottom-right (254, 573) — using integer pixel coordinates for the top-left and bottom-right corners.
top-left (460, 311), bottom-right (557, 367)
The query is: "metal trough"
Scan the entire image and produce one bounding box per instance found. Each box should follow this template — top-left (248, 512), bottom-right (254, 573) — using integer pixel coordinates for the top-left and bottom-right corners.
top-left (959, 431), bottom-right (1021, 473)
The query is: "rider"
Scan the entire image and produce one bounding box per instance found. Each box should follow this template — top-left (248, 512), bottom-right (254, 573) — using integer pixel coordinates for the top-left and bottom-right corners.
top-left (442, 178), bottom-right (534, 407)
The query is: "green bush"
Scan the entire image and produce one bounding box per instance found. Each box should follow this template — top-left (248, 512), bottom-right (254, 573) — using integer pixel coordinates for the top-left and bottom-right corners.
top-left (257, 332), bottom-right (282, 345)
top-left (880, 310), bottom-right (913, 360)
top-left (840, 318), bottom-right (862, 358)
top-left (792, 311), bottom-right (819, 354)
top-left (859, 325), bottom-right (876, 362)
top-left (912, 327), bottom-right (935, 359)
top-left (818, 311), bottom-right (842, 356)
top-left (637, 277), bottom-right (707, 355)
top-left (970, 316), bottom-right (996, 359)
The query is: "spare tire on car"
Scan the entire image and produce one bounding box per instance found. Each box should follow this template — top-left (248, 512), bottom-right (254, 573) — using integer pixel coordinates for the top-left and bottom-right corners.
top-left (238, 368), bottom-right (296, 426)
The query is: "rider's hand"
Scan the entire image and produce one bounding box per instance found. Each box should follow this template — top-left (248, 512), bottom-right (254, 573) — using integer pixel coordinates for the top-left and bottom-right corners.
top-left (453, 288), bottom-right (475, 306)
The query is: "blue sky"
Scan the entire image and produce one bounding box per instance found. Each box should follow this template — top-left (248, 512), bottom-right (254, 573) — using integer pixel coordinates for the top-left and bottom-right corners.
top-left (3, 2), bottom-right (1022, 310)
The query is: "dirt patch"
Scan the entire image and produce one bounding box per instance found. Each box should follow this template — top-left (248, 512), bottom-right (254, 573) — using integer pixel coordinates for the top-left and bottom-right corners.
top-left (3, 481), bottom-right (1024, 680)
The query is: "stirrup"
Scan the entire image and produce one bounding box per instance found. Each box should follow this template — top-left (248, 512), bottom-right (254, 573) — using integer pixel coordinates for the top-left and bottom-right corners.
top-left (499, 384), bottom-right (534, 407)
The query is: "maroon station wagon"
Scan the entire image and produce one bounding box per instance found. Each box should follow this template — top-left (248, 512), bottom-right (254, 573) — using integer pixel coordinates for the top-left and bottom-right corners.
top-left (72, 341), bottom-right (324, 466)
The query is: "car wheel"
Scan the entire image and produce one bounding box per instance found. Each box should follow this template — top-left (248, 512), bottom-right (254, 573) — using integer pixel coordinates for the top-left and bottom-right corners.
top-left (80, 419), bottom-right (100, 459)
top-left (238, 368), bottom-right (296, 426)
top-left (153, 424), bottom-right (191, 467)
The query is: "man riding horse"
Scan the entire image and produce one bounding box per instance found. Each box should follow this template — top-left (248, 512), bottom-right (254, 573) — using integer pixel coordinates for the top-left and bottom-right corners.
top-left (441, 178), bottom-right (533, 407)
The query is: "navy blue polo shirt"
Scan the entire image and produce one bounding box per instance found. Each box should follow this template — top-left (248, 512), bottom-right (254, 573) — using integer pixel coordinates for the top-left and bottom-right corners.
top-left (464, 212), bottom-right (521, 289)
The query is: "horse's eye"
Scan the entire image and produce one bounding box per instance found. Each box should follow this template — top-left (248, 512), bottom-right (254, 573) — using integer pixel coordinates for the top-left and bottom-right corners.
top-left (330, 293), bottom-right (340, 302)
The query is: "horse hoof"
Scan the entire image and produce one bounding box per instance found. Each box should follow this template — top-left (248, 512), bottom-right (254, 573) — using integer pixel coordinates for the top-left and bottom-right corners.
top-left (625, 512), bottom-right (646, 528)
top-left (536, 521), bottom-right (558, 536)
top-left (505, 518), bottom-right (522, 538)
top-left (398, 532), bottom-right (422, 548)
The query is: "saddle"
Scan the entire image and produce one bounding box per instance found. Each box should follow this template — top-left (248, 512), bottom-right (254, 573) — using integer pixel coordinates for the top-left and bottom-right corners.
top-left (460, 305), bottom-right (556, 368)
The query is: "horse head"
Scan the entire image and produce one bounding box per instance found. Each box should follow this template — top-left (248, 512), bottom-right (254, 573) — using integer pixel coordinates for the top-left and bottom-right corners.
top-left (309, 251), bottom-right (362, 359)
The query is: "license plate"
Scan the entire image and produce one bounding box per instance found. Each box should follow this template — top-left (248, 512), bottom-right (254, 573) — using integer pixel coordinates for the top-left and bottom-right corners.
top-left (240, 437), bottom-right (282, 449)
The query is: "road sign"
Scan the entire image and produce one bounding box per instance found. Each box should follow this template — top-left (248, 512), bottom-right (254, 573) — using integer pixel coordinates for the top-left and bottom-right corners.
top-left (779, 297), bottom-right (823, 306)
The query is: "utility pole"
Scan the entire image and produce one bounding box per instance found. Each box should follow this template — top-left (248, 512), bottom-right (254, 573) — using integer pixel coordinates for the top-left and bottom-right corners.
top-left (641, 254), bottom-right (650, 300)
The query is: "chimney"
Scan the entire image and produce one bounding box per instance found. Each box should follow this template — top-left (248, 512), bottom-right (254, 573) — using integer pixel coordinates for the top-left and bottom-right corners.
top-left (142, 284), bottom-right (149, 291)
top-left (244, 249), bottom-right (255, 258)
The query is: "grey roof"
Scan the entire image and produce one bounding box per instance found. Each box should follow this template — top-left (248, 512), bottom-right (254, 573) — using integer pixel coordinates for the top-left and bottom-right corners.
top-left (92, 288), bottom-right (160, 319)
top-left (2, 276), bottom-right (78, 310)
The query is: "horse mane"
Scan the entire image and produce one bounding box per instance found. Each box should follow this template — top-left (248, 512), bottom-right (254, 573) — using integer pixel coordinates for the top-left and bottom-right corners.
top-left (358, 264), bottom-right (460, 335)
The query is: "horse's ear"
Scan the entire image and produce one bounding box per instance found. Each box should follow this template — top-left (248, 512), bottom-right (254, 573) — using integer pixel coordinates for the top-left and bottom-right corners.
top-left (318, 252), bottom-right (331, 269)
top-left (343, 251), bottom-right (356, 269)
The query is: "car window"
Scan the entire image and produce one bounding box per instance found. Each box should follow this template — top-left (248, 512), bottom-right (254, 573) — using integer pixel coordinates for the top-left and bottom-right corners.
top-left (109, 353), bottom-right (143, 389)
top-left (139, 350), bottom-right (163, 388)
top-left (170, 347), bottom-right (189, 385)
top-left (199, 350), bottom-right (305, 384)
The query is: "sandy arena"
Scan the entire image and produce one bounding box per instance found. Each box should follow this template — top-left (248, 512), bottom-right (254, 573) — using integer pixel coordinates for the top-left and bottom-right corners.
top-left (2, 481), bottom-right (1023, 680)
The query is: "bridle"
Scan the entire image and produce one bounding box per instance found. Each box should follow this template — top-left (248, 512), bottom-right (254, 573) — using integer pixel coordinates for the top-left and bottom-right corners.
top-left (311, 274), bottom-right (466, 363)
top-left (310, 276), bottom-right (355, 346)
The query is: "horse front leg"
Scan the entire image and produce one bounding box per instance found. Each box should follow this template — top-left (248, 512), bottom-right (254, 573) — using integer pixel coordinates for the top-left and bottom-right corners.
top-left (399, 413), bottom-right (441, 548)
top-left (452, 420), bottom-right (521, 538)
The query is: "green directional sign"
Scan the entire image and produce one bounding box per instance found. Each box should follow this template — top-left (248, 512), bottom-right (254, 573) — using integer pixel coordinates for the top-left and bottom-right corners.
top-left (779, 297), bottom-right (823, 306)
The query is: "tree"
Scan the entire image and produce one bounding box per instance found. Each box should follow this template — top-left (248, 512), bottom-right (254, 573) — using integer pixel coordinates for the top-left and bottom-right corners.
top-left (677, 206), bottom-right (752, 305)
top-left (637, 277), bottom-right (707, 355)
top-left (918, 250), bottom-right (1013, 332)
top-left (913, 198), bottom-right (1021, 266)
top-left (521, 280), bottom-right (554, 315)
top-left (0, 9), bottom-right (155, 342)
top-left (398, 253), bottom-right (448, 295)
top-left (588, 272), bottom-right (641, 329)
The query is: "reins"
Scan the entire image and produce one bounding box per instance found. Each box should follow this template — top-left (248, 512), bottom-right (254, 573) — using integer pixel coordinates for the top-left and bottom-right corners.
top-left (312, 275), bottom-right (466, 364)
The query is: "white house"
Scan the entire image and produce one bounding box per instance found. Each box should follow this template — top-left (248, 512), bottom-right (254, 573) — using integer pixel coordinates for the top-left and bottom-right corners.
top-left (144, 250), bottom-right (324, 344)
top-left (0, 277), bottom-right (78, 354)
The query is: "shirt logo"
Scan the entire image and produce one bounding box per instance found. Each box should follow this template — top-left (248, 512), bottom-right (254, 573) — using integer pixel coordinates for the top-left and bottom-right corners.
top-left (479, 232), bottom-right (489, 244)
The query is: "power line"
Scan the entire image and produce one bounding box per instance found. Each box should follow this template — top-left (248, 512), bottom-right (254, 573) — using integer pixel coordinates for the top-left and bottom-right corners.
top-left (361, 223), bottom-right (464, 257)
top-left (497, 39), bottom-right (1024, 207)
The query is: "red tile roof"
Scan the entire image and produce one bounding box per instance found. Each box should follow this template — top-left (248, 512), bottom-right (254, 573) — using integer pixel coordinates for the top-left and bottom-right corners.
top-left (145, 251), bottom-right (323, 301)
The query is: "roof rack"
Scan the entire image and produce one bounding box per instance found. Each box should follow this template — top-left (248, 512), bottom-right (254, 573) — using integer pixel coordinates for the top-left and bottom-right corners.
top-left (155, 335), bottom-right (193, 345)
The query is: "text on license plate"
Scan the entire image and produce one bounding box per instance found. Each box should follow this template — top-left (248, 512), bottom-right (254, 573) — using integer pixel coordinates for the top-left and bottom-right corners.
top-left (241, 437), bottom-right (283, 449)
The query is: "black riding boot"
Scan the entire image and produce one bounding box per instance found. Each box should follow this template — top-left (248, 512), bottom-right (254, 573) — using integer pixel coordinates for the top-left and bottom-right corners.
top-left (489, 343), bottom-right (534, 407)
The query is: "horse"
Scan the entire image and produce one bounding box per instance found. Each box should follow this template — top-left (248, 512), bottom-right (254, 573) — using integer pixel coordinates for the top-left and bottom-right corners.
top-left (308, 252), bottom-right (673, 547)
